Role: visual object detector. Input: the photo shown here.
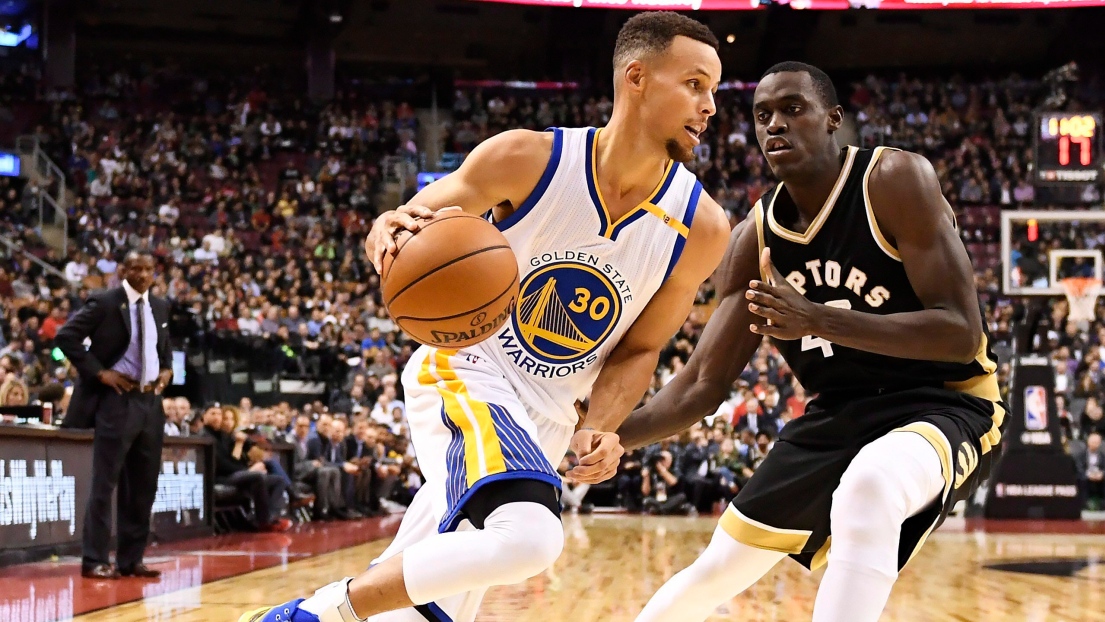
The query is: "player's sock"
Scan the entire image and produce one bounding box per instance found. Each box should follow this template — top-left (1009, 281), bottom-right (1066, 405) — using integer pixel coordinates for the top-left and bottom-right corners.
top-left (634, 525), bottom-right (786, 622)
top-left (812, 430), bottom-right (946, 622)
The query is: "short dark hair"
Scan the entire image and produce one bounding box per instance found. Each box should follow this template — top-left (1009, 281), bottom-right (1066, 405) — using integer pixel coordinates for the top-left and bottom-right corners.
top-left (761, 61), bottom-right (839, 108)
top-left (613, 12), bottom-right (719, 70)
top-left (123, 249), bottom-right (154, 265)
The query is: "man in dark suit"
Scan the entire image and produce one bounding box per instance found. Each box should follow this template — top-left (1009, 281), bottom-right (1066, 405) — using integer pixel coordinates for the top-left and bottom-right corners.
top-left (291, 413), bottom-right (344, 520)
top-left (56, 251), bottom-right (172, 580)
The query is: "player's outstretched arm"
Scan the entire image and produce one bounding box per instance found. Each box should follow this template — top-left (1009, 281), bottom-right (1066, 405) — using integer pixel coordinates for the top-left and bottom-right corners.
top-left (365, 129), bottom-right (551, 272)
top-left (616, 211), bottom-right (765, 452)
top-left (746, 150), bottom-right (983, 363)
top-left (568, 194), bottom-right (730, 483)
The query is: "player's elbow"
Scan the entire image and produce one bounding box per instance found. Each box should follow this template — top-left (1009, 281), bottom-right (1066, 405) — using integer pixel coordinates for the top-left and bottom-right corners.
top-left (951, 320), bottom-right (982, 365)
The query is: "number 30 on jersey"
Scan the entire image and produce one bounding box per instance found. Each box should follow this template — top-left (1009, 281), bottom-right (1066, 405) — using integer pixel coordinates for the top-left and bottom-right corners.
top-left (800, 299), bottom-right (851, 357)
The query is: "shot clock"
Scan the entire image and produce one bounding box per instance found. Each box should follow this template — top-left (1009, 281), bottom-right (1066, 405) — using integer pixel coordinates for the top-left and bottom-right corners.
top-left (1034, 112), bottom-right (1102, 184)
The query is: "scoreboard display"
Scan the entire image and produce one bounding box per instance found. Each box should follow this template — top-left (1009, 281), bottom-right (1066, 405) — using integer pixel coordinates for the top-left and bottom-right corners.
top-left (1034, 112), bottom-right (1102, 184)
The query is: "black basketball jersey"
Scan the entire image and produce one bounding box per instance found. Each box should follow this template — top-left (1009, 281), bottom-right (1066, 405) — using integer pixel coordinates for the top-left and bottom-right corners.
top-left (753, 146), bottom-right (1001, 402)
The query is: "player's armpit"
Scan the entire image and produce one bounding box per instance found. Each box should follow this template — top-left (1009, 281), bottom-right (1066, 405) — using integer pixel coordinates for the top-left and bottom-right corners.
top-left (617, 213), bottom-right (765, 451)
top-left (809, 149), bottom-right (982, 364)
top-left (403, 129), bottom-right (553, 217)
top-left (581, 194), bottom-right (730, 436)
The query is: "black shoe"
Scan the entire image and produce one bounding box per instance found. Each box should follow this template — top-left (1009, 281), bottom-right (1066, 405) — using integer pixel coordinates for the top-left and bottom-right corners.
top-left (342, 509), bottom-right (365, 520)
top-left (81, 563), bottom-right (119, 580)
top-left (579, 503), bottom-right (594, 515)
top-left (118, 563), bottom-right (162, 578)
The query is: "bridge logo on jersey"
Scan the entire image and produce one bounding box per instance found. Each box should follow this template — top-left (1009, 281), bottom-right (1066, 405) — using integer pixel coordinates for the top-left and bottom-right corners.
top-left (513, 261), bottom-right (622, 363)
top-left (495, 253), bottom-right (633, 379)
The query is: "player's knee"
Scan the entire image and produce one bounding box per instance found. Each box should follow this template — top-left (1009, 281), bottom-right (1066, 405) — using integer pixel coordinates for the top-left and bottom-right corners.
top-left (831, 464), bottom-right (902, 534)
top-left (485, 504), bottom-right (564, 581)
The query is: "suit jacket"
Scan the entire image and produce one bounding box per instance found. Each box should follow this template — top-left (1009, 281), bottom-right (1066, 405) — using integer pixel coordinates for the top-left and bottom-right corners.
top-left (1072, 442), bottom-right (1105, 478)
top-left (343, 435), bottom-right (374, 462)
top-left (55, 286), bottom-right (172, 429)
top-left (306, 435), bottom-right (331, 463)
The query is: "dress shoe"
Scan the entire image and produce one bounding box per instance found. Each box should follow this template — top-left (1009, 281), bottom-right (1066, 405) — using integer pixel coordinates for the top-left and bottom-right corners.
top-left (118, 563), bottom-right (161, 578)
top-left (81, 564), bottom-right (120, 580)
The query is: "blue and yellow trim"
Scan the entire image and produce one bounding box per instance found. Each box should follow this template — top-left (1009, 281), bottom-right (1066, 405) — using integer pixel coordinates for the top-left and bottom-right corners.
top-left (663, 180), bottom-right (703, 281)
top-left (418, 349), bottom-right (562, 534)
top-left (585, 127), bottom-right (680, 239)
top-left (419, 350), bottom-right (507, 487)
top-left (495, 127), bottom-right (564, 232)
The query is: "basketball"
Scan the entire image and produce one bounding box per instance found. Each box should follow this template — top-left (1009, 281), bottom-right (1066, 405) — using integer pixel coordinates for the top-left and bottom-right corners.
top-left (381, 210), bottom-right (519, 349)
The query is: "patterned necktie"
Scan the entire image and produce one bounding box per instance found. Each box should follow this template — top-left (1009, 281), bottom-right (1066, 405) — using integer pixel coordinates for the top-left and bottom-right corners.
top-left (136, 297), bottom-right (146, 387)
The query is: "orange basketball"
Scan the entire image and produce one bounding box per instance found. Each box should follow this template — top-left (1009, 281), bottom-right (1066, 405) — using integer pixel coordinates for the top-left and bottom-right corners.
top-left (381, 210), bottom-right (519, 349)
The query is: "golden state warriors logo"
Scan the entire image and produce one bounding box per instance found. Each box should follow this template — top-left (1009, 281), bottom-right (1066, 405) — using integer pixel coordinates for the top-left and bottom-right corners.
top-left (514, 261), bottom-right (622, 362)
top-left (495, 253), bottom-right (633, 379)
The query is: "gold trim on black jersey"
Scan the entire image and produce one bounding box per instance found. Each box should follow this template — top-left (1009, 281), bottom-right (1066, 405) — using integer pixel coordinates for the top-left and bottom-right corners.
top-left (767, 146), bottom-right (858, 245)
top-left (944, 332), bottom-right (1006, 455)
top-left (862, 146), bottom-right (904, 262)
top-left (719, 505), bottom-right (812, 554)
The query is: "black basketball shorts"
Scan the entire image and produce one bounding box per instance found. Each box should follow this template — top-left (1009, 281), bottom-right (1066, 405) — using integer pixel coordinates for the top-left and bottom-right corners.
top-left (723, 386), bottom-right (1007, 571)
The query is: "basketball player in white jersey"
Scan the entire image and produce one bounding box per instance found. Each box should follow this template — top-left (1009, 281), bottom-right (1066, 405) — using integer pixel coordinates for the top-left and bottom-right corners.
top-left (241, 12), bottom-right (730, 622)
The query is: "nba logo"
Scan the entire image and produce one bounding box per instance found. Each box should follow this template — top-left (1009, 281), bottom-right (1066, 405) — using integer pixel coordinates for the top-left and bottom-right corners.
top-left (1024, 386), bottom-right (1048, 431)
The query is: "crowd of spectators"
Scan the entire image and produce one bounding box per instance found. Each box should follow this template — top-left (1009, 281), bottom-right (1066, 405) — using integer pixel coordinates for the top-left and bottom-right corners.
top-left (3, 64), bottom-right (1105, 522)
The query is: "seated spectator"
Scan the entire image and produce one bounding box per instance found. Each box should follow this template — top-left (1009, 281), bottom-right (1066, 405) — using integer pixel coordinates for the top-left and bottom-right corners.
top-left (641, 450), bottom-right (694, 516)
top-left (1081, 397), bottom-right (1105, 438)
top-left (0, 377), bottom-right (29, 406)
top-left (343, 417), bottom-right (383, 516)
top-left (203, 406), bottom-right (291, 531)
top-left (290, 413), bottom-right (345, 520)
top-left (1073, 431), bottom-right (1105, 510)
top-left (323, 417), bottom-right (364, 519)
top-left (163, 397), bottom-right (183, 436)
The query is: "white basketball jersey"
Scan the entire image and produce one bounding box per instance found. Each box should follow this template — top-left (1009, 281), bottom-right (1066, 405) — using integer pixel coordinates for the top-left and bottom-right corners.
top-left (462, 126), bottom-right (703, 426)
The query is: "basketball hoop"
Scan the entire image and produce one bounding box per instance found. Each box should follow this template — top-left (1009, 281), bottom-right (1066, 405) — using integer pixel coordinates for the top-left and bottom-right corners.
top-left (1059, 276), bottom-right (1102, 325)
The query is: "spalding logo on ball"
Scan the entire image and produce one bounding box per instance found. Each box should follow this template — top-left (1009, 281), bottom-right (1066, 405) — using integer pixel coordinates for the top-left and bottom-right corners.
top-left (381, 211), bottom-right (520, 349)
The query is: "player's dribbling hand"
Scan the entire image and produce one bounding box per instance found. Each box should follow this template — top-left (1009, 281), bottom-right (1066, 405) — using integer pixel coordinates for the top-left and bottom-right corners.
top-left (566, 428), bottom-right (625, 484)
top-left (365, 205), bottom-right (464, 274)
top-left (746, 248), bottom-right (818, 340)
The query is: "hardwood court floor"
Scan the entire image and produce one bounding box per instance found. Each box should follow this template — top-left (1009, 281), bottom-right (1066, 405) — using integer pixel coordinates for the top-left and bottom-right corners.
top-left (65, 514), bottom-right (1105, 622)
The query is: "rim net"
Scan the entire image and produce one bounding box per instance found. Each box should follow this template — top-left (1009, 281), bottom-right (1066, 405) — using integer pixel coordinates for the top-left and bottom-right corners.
top-left (1059, 277), bottom-right (1102, 324)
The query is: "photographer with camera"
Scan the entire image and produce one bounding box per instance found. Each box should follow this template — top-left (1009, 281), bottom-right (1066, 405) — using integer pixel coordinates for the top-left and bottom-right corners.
top-left (641, 450), bottom-right (695, 516)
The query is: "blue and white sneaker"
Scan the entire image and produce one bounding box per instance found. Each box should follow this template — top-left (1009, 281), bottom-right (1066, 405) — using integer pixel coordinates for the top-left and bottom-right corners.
top-left (240, 579), bottom-right (360, 622)
top-left (238, 598), bottom-right (315, 622)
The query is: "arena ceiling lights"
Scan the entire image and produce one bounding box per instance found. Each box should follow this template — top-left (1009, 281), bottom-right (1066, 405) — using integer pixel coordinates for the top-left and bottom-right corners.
top-left (468, 0), bottom-right (1105, 7)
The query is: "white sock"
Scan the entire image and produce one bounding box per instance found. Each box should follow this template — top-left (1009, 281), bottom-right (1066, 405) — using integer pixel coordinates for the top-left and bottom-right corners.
top-left (635, 525), bottom-right (786, 622)
top-left (811, 430), bottom-right (946, 622)
top-left (297, 578), bottom-right (360, 622)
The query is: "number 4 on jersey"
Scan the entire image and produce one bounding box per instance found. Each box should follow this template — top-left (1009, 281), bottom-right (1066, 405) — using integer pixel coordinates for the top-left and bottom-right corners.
top-left (800, 299), bottom-right (851, 357)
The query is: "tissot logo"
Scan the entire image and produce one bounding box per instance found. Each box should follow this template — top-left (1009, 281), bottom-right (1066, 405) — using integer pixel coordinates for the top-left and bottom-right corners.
top-left (0, 459), bottom-right (77, 539)
top-left (152, 461), bottom-right (205, 521)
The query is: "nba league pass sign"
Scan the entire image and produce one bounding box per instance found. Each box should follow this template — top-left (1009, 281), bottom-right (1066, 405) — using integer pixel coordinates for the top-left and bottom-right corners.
top-left (984, 357), bottom-right (1081, 519)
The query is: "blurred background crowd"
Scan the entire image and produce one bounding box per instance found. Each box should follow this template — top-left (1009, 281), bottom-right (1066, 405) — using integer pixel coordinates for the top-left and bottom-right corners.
top-left (3, 51), bottom-right (1105, 526)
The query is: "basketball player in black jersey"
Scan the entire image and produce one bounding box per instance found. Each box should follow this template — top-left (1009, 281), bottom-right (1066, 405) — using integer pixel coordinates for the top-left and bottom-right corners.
top-left (619, 62), bottom-right (1008, 622)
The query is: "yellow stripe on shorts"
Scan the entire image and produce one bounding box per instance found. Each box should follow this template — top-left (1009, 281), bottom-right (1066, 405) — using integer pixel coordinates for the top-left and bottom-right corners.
top-left (419, 349), bottom-right (507, 486)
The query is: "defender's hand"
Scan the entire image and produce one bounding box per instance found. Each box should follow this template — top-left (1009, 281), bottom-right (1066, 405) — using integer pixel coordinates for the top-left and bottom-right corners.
top-left (365, 204), bottom-right (435, 274)
top-left (747, 248), bottom-right (819, 341)
top-left (567, 428), bottom-right (624, 484)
